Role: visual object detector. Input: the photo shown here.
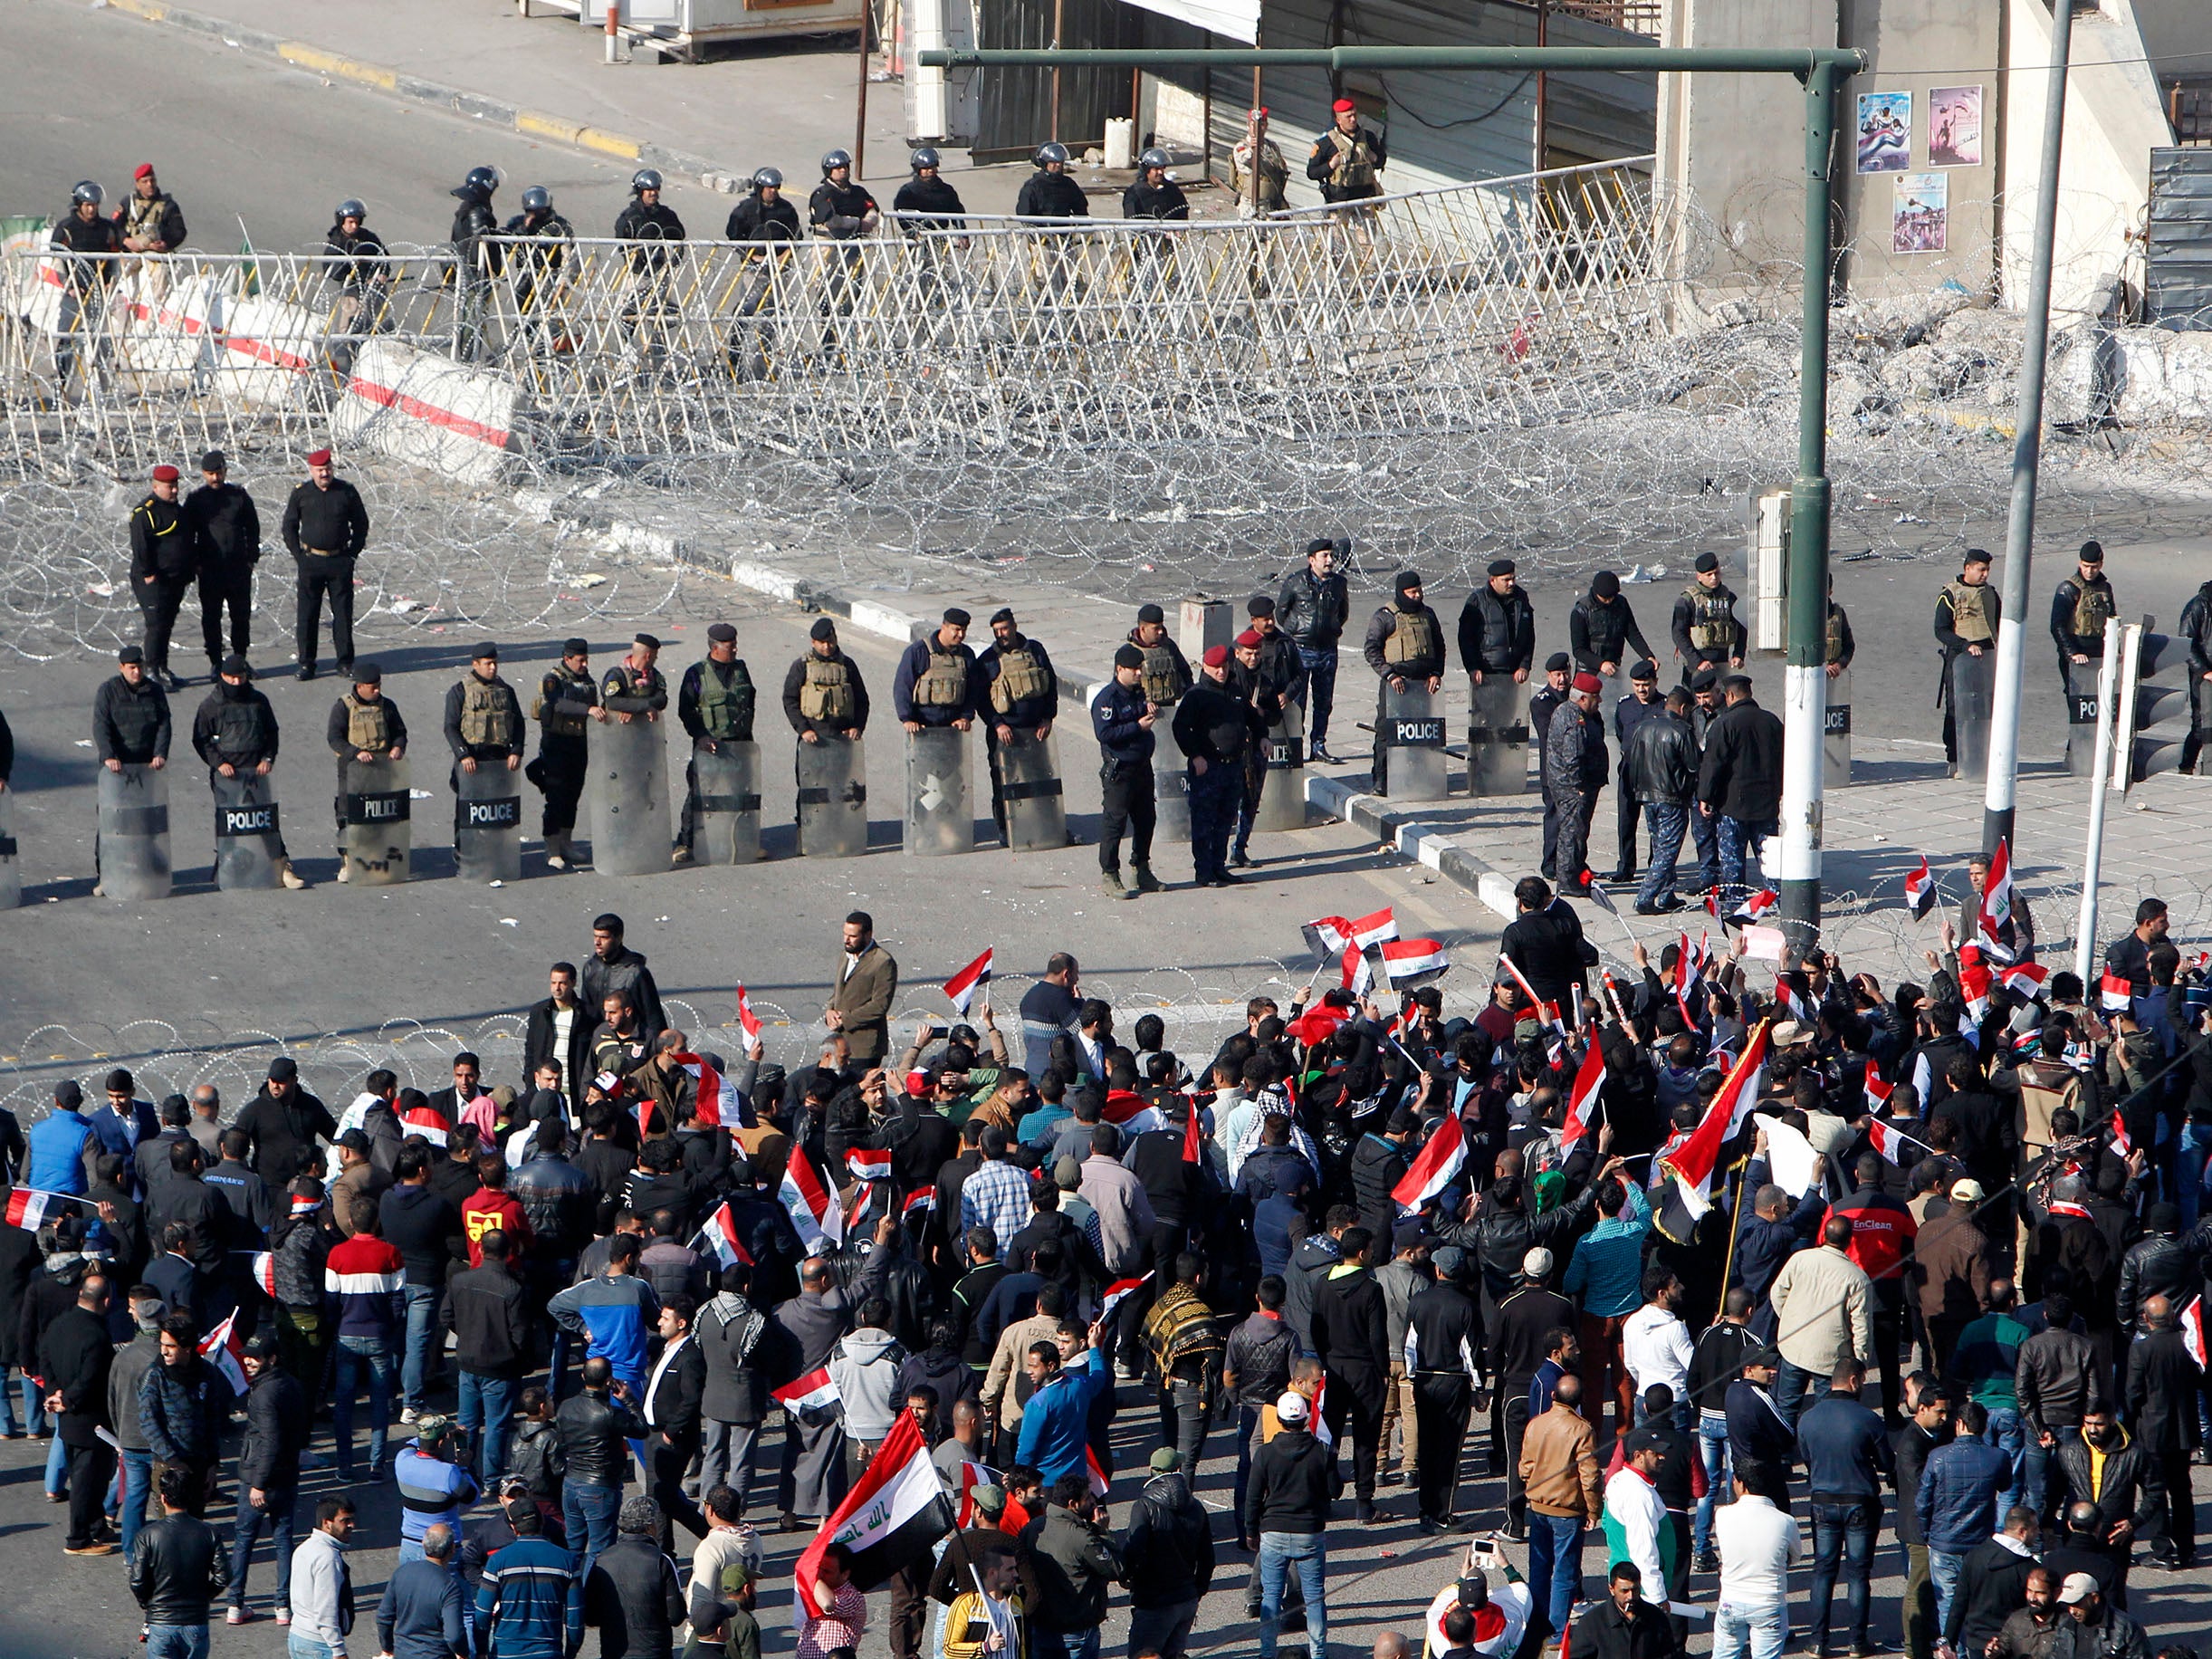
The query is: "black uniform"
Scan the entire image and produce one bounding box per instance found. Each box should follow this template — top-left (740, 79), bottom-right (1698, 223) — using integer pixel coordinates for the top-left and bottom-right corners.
top-left (602, 661), bottom-right (669, 719)
top-left (442, 669), bottom-right (527, 831)
top-left (92, 671), bottom-right (173, 887)
top-left (1122, 179), bottom-right (1190, 224)
top-left (891, 176), bottom-right (966, 229)
top-left (975, 634), bottom-right (1059, 840)
top-left (612, 199), bottom-right (686, 260)
top-left (321, 220), bottom-right (389, 375)
top-left (780, 650), bottom-right (870, 739)
top-left (1671, 580), bottom-right (1743, 681)
top-left (1934, 577), bottom-right (2001, 768)
top-left (612, 197), bottom-right (686, 354)
top-left (1092, 677), bottom-right (1156, 879)
top-left (1361, 596), bottom-right (1447, 795)
top-left (1173, 676), bottom-right (1269, 886)
top-left (1230, 637), bottom-right (1306, 862)
top-left (527, 663), bottom-right (598, 838)
top-left (1014, 169), bottom-right (1089, 220)
top-left (810, 177), bottom-right (877, 346)
top-left (326, 691), bottom-right (409, 832)
top-left (280, 476), bottom-right (370, 676)
top-left (725, 194), bottom-right (802, 242)
top-left (184, 478), bottom-right (259, 668)
top-left (1405, 1278), bottom-right (1482, 1527)
top-left (1570, 592), bottom-right (1654, 676)
top-left (129, 492), bottom-right (196, 676)
top-left (1458, 584), bottom-right (1537, 680)
top-left (1611, 686), bottom-right (1665, 879)
top-left (499, 208), bottom-right (575, 316)
top-left (450, 187), bottom-right (499, 359)
top-left (48, 209), bottom-right (123, 385)
top-left (2181, 580), bottom-right (2212, 774)
top-left (2051, 571), bottom-right (2120, 693)
top-left (193, 678), bottom-right (287, 858)
top-left (675, 657), bottom-right (758, 856)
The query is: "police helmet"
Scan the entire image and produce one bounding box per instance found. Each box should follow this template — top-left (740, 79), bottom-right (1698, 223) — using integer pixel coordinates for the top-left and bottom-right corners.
top-left (72, 180), bottom-right (104, 208)
top-left (1138, 147), bottom-right (1170, 171)
top-left (453, 164), bottom-right (499, 200)
top-left (630, 168), bottom-right (664, 194)
top-left (820, 149), bottom-right (853, 175)
top-left (910, 147), bottom-right (942, 173)
top-left (752, 167), bottom-right (784, 191)
top-left (1035, 142), bottom-right (1070, 168)
top-left (521, 186), bottom-right (552, 214)
top-left (335, 198), bottom-right (367, 224)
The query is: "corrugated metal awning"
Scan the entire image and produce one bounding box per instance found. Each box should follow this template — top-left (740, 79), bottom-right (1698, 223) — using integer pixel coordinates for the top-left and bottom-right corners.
top-left (1116, 0), bottom-right (1257, 43)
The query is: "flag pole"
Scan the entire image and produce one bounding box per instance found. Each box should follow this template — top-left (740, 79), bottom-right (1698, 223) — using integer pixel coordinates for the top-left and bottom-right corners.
top-left (1715, 1161), bottom-right (1746, 1299)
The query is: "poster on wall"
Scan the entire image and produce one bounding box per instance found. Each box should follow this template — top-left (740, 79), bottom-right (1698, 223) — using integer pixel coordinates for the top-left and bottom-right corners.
top-left (1928, 85), bottom-right (1984, 168)
top-left (1892, 173), bottom-right (1949, 254)
top-left (1856, 91), bottom-right (1913, 173)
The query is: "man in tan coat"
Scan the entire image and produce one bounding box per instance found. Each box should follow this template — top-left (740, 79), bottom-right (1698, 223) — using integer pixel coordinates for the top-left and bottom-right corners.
top-left (826, 910), bottom-right (899, 1066)
top-left (981, 1282), bottom-right (1068, 1463)
top-left (1767, 1214), bottom-right (1873, 1429)
top-left (1519, 1372), bottom-right (1604, 1635)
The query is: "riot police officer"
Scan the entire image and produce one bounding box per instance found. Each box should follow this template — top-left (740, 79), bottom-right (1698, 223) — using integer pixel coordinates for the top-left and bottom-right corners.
top-left (1671, 551), bottom-right (1743, 683)
top-left (614, 169), bottom-right (686, 245)
top-left (193, 657), bottom-right (304, 887)
top-left (185, 449), bottom-right (258, 682)
top-left (893, 609), bottom-right (980, 732)
top-left (600, 635), bottom-right (669, 724)
top-left (1569, 571), bottom-right (1654, 678)
top-left (49, 181), bottom-right (123, 392)
top-left (1015, 144), bottom-right (1089, 219)
top-left (674, 622), bottom-right (755, 865)
top-left (781, 618), bottom-right (871, 743)
top-left (1123, 149), bottom-right (1190, 221)
top-left (2049, 540), bottom-right (2118, 695)
top-left (892, 149), bottom-right (967, 228)
top-left (810, 149), bottom-right (880, 352)
top-left (527, 638), bottom-right (597, 870)
top-left (449, 164), bottom-right (500, 359)
top-left (1278, 536), bottom-right (1350, 762)
top-left (976, 608), bottom-right (1058, 843)
top-left (443, 641), bottom-right (525, 791)
top-left (322, 198), bottom-right (389, 377)
top-left (501, 187), bottom-right (575, 333)
top-left (129, 463), bottom-right (194, 691)
top-left (724, 168), bottom-right (801, 379)
top-left (503, 185), bottom-right (573, 243)
top-left (1127, 604), bottom-right (1192, 709)
top-left (327, 662), bottom-right (407, 880)
top-left (727, 169), bottom-right (802, 241)
top-left (1458, 558), bottom-right (1536, 689)
top-left (613, 170), bottom-right (685, 363)
top-left (1934, 549), bottom-right (1999, 774)
top-left (1361, 571), bottom-right (1445, 795)
top-left (91, 646), bottom-right (171, 898)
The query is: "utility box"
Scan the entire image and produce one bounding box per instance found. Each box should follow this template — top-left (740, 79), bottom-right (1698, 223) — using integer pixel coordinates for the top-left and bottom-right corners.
top-left (1179, 598), bottom-right (1231, 665)
top-left (1752, 486), bottom-right (1790, 653)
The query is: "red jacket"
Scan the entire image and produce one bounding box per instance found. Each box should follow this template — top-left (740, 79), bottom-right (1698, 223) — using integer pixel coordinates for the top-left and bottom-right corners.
top-left (1823, 1186), bottom-right (1919, 1299)
top-left (460, 1189), bottom-right (531, 1268)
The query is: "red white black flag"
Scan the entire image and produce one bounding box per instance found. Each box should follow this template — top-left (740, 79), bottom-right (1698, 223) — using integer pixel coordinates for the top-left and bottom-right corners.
top-left (794, 1408), bottom-right (953, 1615)
top-left (943, 948), bottom-right (993, 1017)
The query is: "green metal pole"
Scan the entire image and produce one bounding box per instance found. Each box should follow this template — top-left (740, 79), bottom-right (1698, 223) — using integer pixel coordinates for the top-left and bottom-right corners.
top-left (917, 45), bottom-right (1865, 75)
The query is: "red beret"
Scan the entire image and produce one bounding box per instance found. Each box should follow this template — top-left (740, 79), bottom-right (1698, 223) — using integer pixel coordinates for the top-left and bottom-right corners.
top-left (1202, 645), bottom-right (1230, 668)
top-left (1235, 629), bottom-right (1262, 649)
top-left (134, 163), bottom-right (156, 181)
top-left (150, 465), bottom-right (180, 483)
top-left (306, 447), bottom-right (333, 466)
top-left (1571, 672), bottom-right (1603, 695)
top-left (1332, 99), bottom-right (1356, 113)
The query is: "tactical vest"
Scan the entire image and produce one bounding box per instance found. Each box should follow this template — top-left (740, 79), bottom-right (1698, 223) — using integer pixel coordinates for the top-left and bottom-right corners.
top-left (212, 696), bottom-right (262, 762)
top-left (914, 646), bottom-right (969, 709)
top-left (122, 195), bottom-right (166, 243)
top-left (697, 661), bottom-right (755, 740)
top-left (533, 668), bottom-right (595, 737)
top-left (342, 692), bottom-right (391, 753)
top-left (1683, 583), bottom-right (1736, 652)
top-left (1943, 580), bottom-right (1994, 645)
top-left (1139, 642), bottom-right (1185, 706)
top-left (1583, 599), bottom-right (1627, 664)
top-left (1326, 129), bottom-right (1378, 190)
top-left (1825, 607), bottom-right (1847, 666)
top-left (800, 655), bottom-right (855, 723)
top-left (2070, 580), bottom-right (2115, 640)
top-left (1383, 606), bottom-right (1440, 666)
top-left (459, 674), bottom-right (515, 748)
top-left (989, 645), bottom-right (1049, 714)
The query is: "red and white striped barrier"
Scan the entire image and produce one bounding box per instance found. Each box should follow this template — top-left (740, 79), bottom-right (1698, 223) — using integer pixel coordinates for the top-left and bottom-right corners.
top-left (113, 267), bottom-right (222, 387)
top-left (333, 339), bottom-right (520, 486)
top-left (214, 293), bottom-right (325, 408)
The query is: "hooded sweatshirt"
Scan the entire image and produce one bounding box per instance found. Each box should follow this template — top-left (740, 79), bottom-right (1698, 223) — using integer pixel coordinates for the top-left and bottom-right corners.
top-left (828, 1326), bottom-right (907, 1442)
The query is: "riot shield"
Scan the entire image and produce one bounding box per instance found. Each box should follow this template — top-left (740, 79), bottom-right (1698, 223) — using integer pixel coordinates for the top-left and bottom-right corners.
top-left (1466, 676), bottom-right (1526, 797)
top-left (1950, 649), bottom-right (1996, 780)
top-left (996, 729), bottom-right (1067, 852)
top-left (455, 759), bottom-right (523, 883)
top-left (905, 726), bottom-right (974, 857)
top-left (0, 786), bottom-right (18, 909)
top-left (589, 714), bottom-right (672, 877)
top-left (1151, 716), bottom-right (1192, 844)
top-left (96, 762), bottom-right (171, 901)
top-left (338, 755), bottom-right (410, 886)
top-left (1382, 683), bottom-right (1450, 802)
top-left (1254, 695), bottom-right (1308, 832)
top-left (212, 770), bottom-right (282, 890)
top-left (1824, 667), bottom-right (1853, 789)
top-left (2065, 658), bottom-right (2104, 778)
top-left (795, 734), bottom-right (867, 858)
top-left (692, 740), bottom-right (762, 866)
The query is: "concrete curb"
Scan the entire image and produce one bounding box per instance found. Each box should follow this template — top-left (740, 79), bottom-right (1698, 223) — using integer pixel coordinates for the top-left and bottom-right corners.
top-left (96, 0), bottom-right (750, 194)
top-left (513, 484), bottom-right (1520, 920)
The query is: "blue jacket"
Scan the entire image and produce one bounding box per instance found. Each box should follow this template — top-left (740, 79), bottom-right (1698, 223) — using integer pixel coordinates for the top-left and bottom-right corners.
top-left (376, 1556), bottom-right (467, 1659)
top-left (1560, 1183), bottom-right (1652, 1318)
top-left (1528, 1357), bottom-right (1568, 1419)
top-left (1729, 1173), bottom-right (1825, 1304)
top-left (139, 1355), bottom-right (231, 1464)
top-left (89, 1099), bottom-right (158, 1165)
top-left (392, 1438), bottom-right (479, 1546)
top-left (1018, 1356), bottom-right (1103, 1482)
top-left (1795, 1391), bottom-right (1894, 1500)
top-left (1916, 1431), bottom-right (2009, 1553)
top-left (547, 1271), bottom-right (660, 1388)
top-left (477, 1534), bottom-right (584, 1659)
top-left (1726, 1378), bottom-right (1795, 1473)
top-left (26, 1109), bottom-right (96, 1194)
top-left (1091, 679), bottom-right (1156, 767)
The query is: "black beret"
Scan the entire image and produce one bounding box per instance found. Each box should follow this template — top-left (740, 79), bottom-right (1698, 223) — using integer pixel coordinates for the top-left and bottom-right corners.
top-left (1247, 595), bottom-right (1275, 617)
top-left (1695, 551), bottom-right (1720, 573)
top-left (632, 633), bottom-right (661, 651)
top-left (561, 637), bottom-right (590, 657)
top-left (198, 448), bottom-right (226, 473)
top-left (1136, 603), bottom-right (1165, 625)
top-left (1690, 666), bottom-right (1719, 691)
top-left (988, 607), bottom-right (1016, 628)
top-left (1545, 651), bottom-right (1572, 673)
top-left (1487, 559), bottom-right (1516, 578)
top-left (1630, 658), bottom-right (1659, 682)
top-left (1114, 644), bottom-right (1144, 670)
top-left (1306, 536), bottom-right (1335, 555)
top-left (353, 661), bottom-right (383, 685)
top-left (943, 608), bottom-right (971, 628)
top-left (118, 644), bottom-right (143, 664)
top-left (809, 618), bottom-right (838, 642)
top-left (473, 641), bottom-right (500, 661)
top-left (706, 622), bottom-right (737, 643)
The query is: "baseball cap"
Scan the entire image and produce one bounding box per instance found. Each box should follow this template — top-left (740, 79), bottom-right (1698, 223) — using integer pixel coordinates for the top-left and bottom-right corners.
top-left (1949, 1178), bottom-right (1985, 1204)
top-left (1522, 1247), bottom-right (1554, 1279)
top-left (1149, 1448), bottom-right (1182, 1472)
top-left (2056, 1572), bottom-right (2099, 1606)
top-left (1275, 1390), bottom-right (1310, 1425)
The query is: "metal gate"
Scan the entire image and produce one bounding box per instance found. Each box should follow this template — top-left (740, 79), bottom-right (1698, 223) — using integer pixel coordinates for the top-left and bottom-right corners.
top-left (2146, 148), bottom-right (2212, 329)
top-left (972, 0), bottom-right (1147, 162)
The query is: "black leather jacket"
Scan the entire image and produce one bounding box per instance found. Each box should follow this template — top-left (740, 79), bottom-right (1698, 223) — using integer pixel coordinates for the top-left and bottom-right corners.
top-left (1621, 712), bottom-right (1700, 806)
top-left (2051, 1427), bottom-right (2158, 1539)
top-left (2115, 1232), bottom-right (2197, 1337)
top-left (1276, 567), bottom-right (1350, 650)
top-left (554, 1386), bottom-right (646, 1489)
top-left (129, 1513), bottom-right (229, 1625)
top-left (511, 1151), bottom-right (598, 1262)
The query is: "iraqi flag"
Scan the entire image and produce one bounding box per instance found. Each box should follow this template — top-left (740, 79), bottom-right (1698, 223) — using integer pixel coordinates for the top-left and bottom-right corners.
top-left (1957, 954), bottom-right (1993, 1021)
top-left (1773, 975), bottom-right (1813, 1024)
top-left (1302, 915), bottom-right (1355, 962)
top-left (1865, 1118), bottom-right (1925, 1165)
top-left (236, 1250), bottom-right (277, 1297)
top-left (944, 948), bottom-right (993, 1017)
top-left (1863, 1059), bottom-right (1893, 1110)
top-left (696, 1200), bottom-right (756, 1271)
top-left (1341, 941), bottom-right (1375, 998)
top-left (1973, 838), bottom-right (2016, 962)
top-left (735, 983), bottom-right (763, 1041)
top-left (1086, 1444), bottom-right (1112, 1499)
top-left (847, 1147), bottom-right (893, 1184)
top-left (1659, 1020), bottom-right (1773, 1221)
top-left (4, 1188), bottom-right (62, 1230)
top-left (2002, 962), bottom-right (2050, 1000)
top-left (955, 1458), bottom-right (1001, 1526)
top-left (1308, 1376), bottom-right (1334, 1446)
top-left (1673, 936), bottom-right (1707, 1029)
top-left (1349, 906), bottom-right (1399, 948)
top-left (772, 1365), bottom-right (844, 1427)
top-left (1562, 1040), bottom-right (1604, 1160)
top-left (675, 1051), bottom-right (752, 1130)
top-left (1287, 999), bottom-right (1354, 1048)
top-left (2110, 1108), bottom-right (2132, 1157)
top-left (1725, 888), bottom-right (1779, 928)
top-left (1393, 1115), bottom-right (1467, 1213)
top-left (1381, 937), bottom-right (1451, 988)
top-left (1099, 1272), bottom-right (1152, 1326)
top-left (781, 1147), bottom-right (844, 1253)
top-left (794, 1408), bottom-right (953, 1616)
top-left (1104, 1088), bottom-right (1163, 1138)
top-left (2100, 971), bottom-right (2134, 1013)
top-left (2180, 1296), bottom-right (2207, 1370)
top-left (199, 1308), bottom-right (249, 1395)
top-left (902, 1187), bottom-right (936, 1223)
top-left (400, 1102), bottom-right (450, 1135)
top-left (1903, 855), bottom-right (1937, 920)
top-left (1499, 954), bottom-right (1565, 1036)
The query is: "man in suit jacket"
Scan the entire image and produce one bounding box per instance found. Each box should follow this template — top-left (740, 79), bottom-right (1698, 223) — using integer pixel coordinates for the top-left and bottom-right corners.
top-left (827, 911), bottom-right (899, 1067)
top-left (2124, 1294), bottom-right (2199, 1568)
top-left (42, 1271), bottom-right (117, 1554)
top-left (643, 1293), bottom-right (708, 1550)
top-left (523, 962), bottom-right (597, 1102)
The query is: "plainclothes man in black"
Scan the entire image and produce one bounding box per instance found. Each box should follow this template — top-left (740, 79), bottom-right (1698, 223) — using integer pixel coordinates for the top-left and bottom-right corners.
top-left (1571, 571), bottom-right (1655, 680)
top-left (1277, 537), bottom-right (1350, 762)
top-left (1696, 674), bottom-right (1784, 906)
top-left (185, 449), bottom-right (259, 679)
top-left (1622, 683), bottom-right (1698, 915)
top-left (280, 447), bottom-right (369, 681)
top-left (129, 463), bottom-right (195, 690)
top-left (2178, 575), bottom-right (2212, 774)
top-left (1934, 549), bottom-right (2000, 773)
top-left (91, 644), bottom-right (172, 897)
top-left (674, 622), bottom-right (757, 865)
top-left (1093, 644), bottom-right (1161, 901)
top-left (1610, 660), bottom-right (1665, 884)
top-left (1528, 653), bottom-right (1573, 873)
top-left (1671, 551), bottom-right (1743, 683)
top-left (194, 656), bottom-right (305, 887)
top-left (1406, 1245), bottom-right (1483, 1533)
top-left (976, 608), bottom-right (1059, 845)
top-left (2050, 541), bottom-right (2119, 695)
top-left (527, 638), bottom-right (597, 869)
top-left (1458, 558), bottom-right (1537, 693)
top-left (1363, 570), bottom-right (1446, 795)
top-left (325, 661), bottom-right (407, 878)
top-left (43, 1271), bottom-right (116, 1555)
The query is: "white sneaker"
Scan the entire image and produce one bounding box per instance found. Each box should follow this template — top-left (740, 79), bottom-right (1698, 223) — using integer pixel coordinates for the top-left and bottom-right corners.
top-left (400, 1406), bottom-right (419, 1425)
top-left (545, 849), bottom-right (569, 870)
top-left (335, 863), bottom-right (352, 884)
top-left (278, 861), bottom-right (307, 890)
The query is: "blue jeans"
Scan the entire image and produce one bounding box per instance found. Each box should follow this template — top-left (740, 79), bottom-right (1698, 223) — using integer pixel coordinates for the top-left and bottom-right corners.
top-left (1986, 1405), bottom-right (2026, 1515)
top-left (1930, 1549), bottom-right (1967, 1633)
top-left (1257, 1531), bottom-right (1326, 1659)
top-left (2178, 1122), bottom-right (2212, 1228)
top-left (45, 1427), bottom-right (65, 1495)
top-left (1186, 760), bottom-right (1241, 884)
top-left (1299, 646), bottom-right (1339, 748)
top-left (1775, 1359), bottom-right (1830, 1430)
top-left (229, 1483), bottom-right (296, 1609)
top-left (288, 1636), bottom-right (335, 1659)
top-left (4, 1368), bottom-right (42, 1434)
top-left (1808, 1499), bottom-right (1878, 1650)
top-left (399, 1282), bottom-right (443, 1411)
top-left (331, 1335), bottom-right (396, 1474)
top-left (457, 1369), bottom-right (522, 1490)
top-left (1233, 1405), bottom-right (1263, 1534)
top-left (1037, 1628), bottom-right (1101, 1659)
top-left (1637, 802), bottom-right (1689, 907)
top-left (146, 1627), bottom-right (211, 1659)
top-left (2024, 1435), bottom-right (2057, 1522)
top-left (119, 1447), bottom-right (154, 1559)
top-left (1693, 1411), bottom-right (1731, 1558)
top-left (1713, 1602), bottom-right (1786, 1659)
top-left (564, 1481), bottom-right (623, 1573)
top-left (1716, 814), bottom-right (1777, 904)
top-left (1527, 1511), bottom-right (1585, 1633)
